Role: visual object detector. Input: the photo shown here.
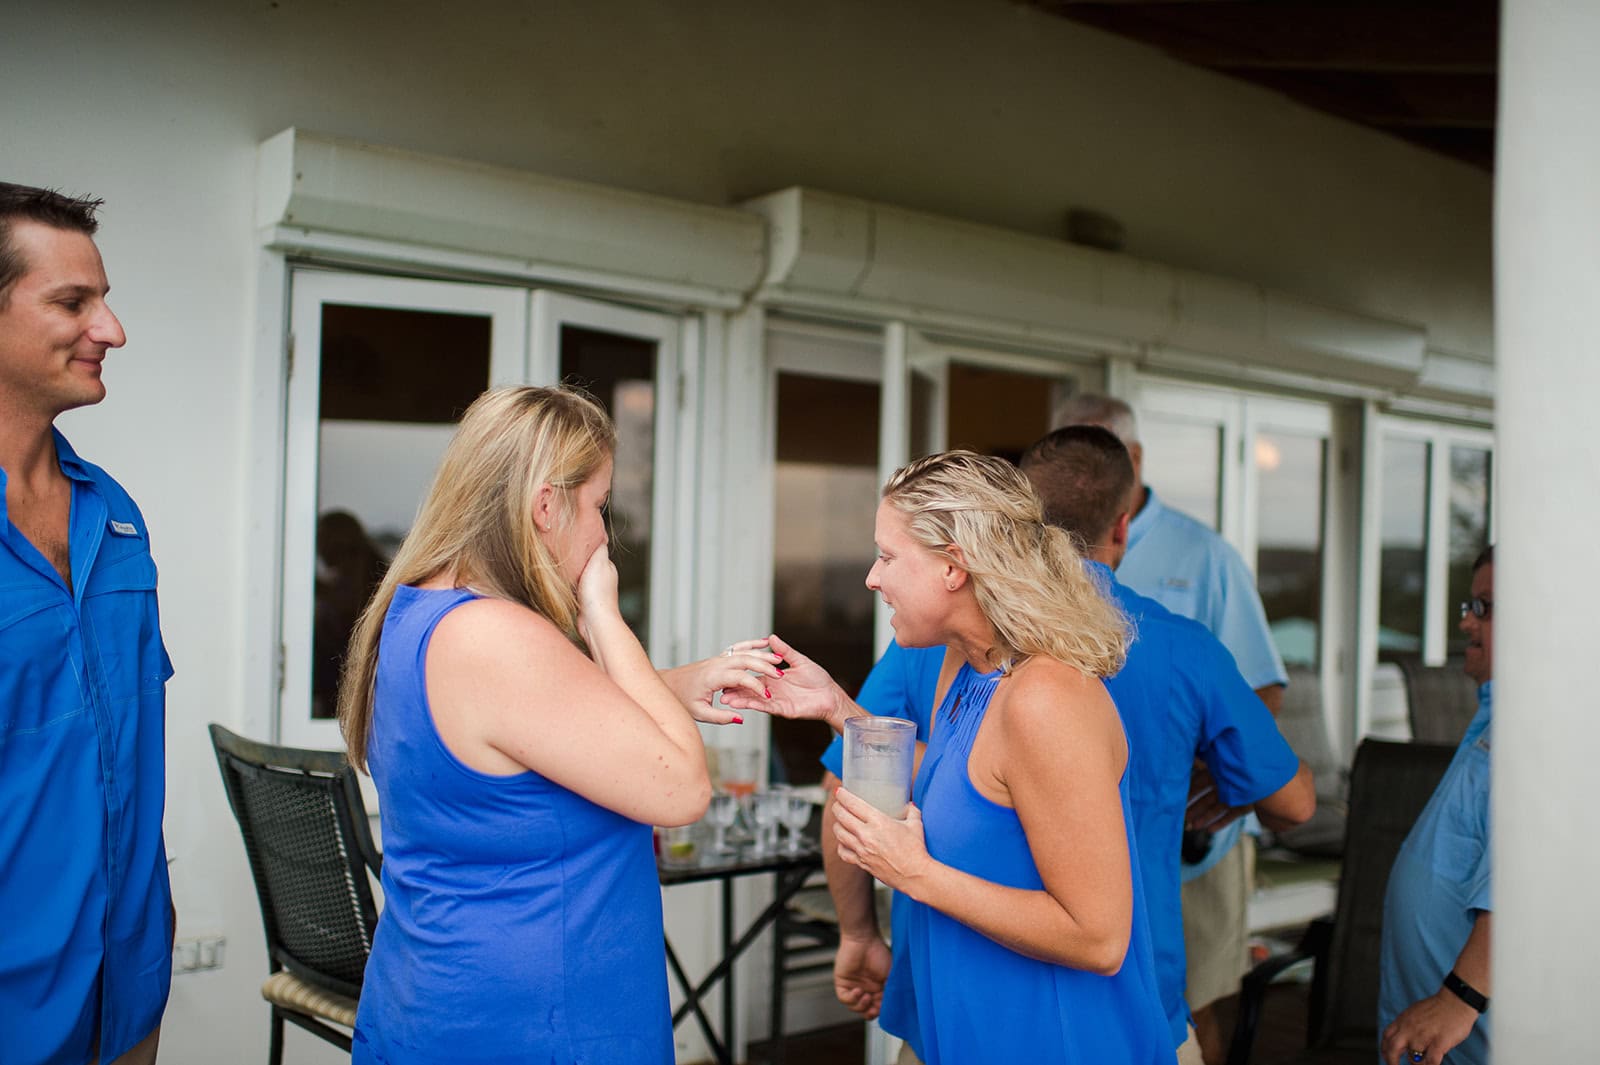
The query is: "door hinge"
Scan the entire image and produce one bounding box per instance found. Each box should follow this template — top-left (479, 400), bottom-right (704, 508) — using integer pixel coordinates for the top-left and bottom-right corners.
top-left (285, 332), bottom-right (296, 380)
top-left (275, 642), bottom-right (287, 695)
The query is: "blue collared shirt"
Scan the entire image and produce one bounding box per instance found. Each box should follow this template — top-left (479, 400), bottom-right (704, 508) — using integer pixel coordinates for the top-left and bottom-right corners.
top-left (1, 430), bottom-right (174, 1065)
top-left (1378, 683), bottom-right (1493, 1065)
top-left (1119, 486), bottom-right (1289, 881)
top-left (1090, 561), bottom-right (1300, 1045)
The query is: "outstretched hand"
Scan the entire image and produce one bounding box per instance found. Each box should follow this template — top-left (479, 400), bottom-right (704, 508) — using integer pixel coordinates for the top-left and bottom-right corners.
top-left (659, 639), bottom-right (783, 725)
top-left (721, 632), bottom-right (847, 727)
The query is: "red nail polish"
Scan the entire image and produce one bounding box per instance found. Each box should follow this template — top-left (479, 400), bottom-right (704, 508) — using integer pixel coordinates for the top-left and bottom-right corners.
top-left (775, 669), bottom-right (785, 677)
top-left (732, 715), bottom-right (744, 725)
top-left (764, 688), bottom-right (772, 698)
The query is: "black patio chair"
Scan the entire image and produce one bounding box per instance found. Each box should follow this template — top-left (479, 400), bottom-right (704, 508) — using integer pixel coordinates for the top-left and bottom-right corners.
top-left (209, 724), bottom-right (381, 1064)
top-left (1395, 655), bottom-right (1479, 746)
top-left (1226, 738), bottom-right (1457, 1065)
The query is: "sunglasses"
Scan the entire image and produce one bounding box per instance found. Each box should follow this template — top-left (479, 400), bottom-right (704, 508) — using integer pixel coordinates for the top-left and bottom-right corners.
top-left (1458, 597), bottom-right (1493, 620)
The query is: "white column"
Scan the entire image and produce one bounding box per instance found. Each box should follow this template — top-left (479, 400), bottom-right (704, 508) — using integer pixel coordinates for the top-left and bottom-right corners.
top-left (1494, 0), bottom-right (1600, 1054)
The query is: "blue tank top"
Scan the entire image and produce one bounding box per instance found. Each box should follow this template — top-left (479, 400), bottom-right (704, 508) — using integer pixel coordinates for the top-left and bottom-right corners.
top-left (352, 586), bottom-right (672, 1065)
top-left (880, 663), bottom-right (1174, 1064)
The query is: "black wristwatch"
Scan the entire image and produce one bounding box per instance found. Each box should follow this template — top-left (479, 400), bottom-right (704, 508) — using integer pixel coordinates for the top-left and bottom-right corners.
top-left (1442, 970), bottom-right (1489, 1013)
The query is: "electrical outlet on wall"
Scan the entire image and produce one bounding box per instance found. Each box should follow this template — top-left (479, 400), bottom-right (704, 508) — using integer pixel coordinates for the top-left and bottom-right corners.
top-left (173, 935), bottom-right (226, 974)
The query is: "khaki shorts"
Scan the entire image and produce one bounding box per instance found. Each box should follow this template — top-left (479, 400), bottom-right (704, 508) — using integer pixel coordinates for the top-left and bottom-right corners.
top-left (1181, 835), bottom-right (1255, 1011)
top-left (896, 1042), bottom-right (924, 1065)
top-left (1176, 1024), bottom-right (1205, 1065)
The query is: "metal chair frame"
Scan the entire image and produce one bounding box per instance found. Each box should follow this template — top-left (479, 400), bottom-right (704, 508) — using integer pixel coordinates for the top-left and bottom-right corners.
top-left (1226, 738), bottom-right (1457, 1065)
top-left (209, 723), bottom-right (382, 1064)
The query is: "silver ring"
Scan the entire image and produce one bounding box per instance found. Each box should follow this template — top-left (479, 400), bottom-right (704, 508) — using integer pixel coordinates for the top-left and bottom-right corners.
top-left (721, 646), bottom-right (734, 657)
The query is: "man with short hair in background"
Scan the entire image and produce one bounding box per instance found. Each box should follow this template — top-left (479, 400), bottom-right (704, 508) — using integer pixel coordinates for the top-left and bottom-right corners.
top-left (1054, 394), bottom-right (1289, 1064)
top-left (0, 182), bottom-right (174, 1065)
top-left (1378, 546), bottom-right (1494, 1065)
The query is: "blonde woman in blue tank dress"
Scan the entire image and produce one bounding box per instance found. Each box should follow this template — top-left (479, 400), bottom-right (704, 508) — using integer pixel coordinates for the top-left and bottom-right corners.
top-left (732, 451), bottom-right (1174, 1064)
top-left (336, 386), bottom-right (784, 1065)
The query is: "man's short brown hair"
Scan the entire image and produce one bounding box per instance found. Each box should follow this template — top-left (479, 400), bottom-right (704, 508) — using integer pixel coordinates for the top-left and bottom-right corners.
top-left (1020, 425), bottom-right (1136, 550)
top-left (0, 182), bottom-right (104, 307)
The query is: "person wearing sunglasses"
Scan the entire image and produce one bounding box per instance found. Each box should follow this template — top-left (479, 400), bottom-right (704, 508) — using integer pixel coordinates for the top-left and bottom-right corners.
top-left (1379, 545), bottom-right (1495, 1065)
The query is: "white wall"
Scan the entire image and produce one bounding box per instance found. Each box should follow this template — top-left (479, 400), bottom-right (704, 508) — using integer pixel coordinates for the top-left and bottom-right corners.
top-left (1493, 0), bottom-right (1600, 1053)
top-left (2, 1), bottom-right (1493, 1061)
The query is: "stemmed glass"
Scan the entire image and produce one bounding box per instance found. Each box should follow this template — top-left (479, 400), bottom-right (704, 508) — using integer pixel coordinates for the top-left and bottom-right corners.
top-left (746, 791), bottom-right (783, 856)
top-left (704, 793), bottom-right (739, 855)
top-left (780, 795), bottom-right (814, 853)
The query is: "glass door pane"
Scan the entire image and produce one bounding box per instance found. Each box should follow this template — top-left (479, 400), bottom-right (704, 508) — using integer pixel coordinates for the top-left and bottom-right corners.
top-left (284, 272), bottom-right (527, 750)
top-left (558, 325), bottom-right (657, 643)
top-left (943, 364), bottom-right (1060, 462)
top-left (771, 371), bottom-right (880, 784)
top-left (1254, 430), bottom-right (1326, 668)
top-left (1140, 417), bottom-right (1224, 532)
top-left (531, 291), bottom-right (681, 660)
top-left (1378, 436), bottom-right (1430, 656)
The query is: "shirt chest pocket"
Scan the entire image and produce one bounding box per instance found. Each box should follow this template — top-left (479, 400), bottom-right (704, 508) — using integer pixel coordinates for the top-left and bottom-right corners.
top-left (82, 551), bottom-right (170, 697)
top-left (0, 584), bottom-right (85, 733)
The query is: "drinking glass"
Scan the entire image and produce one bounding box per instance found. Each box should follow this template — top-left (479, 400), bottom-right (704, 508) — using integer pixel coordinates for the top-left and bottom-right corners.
top-left (842, 716), bottom-right (916, 818)
top-left (658, 824), bottom-right (698, 868)
top-left (718, 746), bottom-right (760, 800)
top-left (704, 793), bottom-right (739, 855)
top-left (746, 791), bottom-right (783, 856)
top-left (780, 795), bottom-right (814, 853)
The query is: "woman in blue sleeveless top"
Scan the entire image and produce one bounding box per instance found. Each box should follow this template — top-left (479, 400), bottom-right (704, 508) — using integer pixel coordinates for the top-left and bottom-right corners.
top-left (743, 452), bottom-right (1173, 1063)
top-left (336, 386), bottom-right (783, 1065)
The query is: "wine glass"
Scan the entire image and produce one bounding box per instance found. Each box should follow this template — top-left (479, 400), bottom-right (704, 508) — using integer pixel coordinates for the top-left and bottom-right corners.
top-left (704, 793), bottom-right (739, 855)
top-left (780, 795), bottom-right (814, 853)
top-left (747, 791), bottom-right (783, 856)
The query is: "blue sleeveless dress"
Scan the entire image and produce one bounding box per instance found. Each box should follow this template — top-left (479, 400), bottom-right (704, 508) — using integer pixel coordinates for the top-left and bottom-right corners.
top-left (352, 586), bottom-right (672, 1065)
top-left (880, 663), bottom-right (1174, 1064)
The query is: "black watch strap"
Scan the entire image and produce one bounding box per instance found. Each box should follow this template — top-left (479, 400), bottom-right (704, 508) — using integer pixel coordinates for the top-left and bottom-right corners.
top-left (1443, 970), bottom-right (1489, 1012)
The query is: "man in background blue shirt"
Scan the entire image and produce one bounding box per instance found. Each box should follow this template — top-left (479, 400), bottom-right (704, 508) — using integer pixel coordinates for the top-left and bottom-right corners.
top-left (1056, 394), bottom-right (1289, 1064)
top-left (0, 183), bottom-right (174, 1065)
top-left (1378, 546), bottom-right (1494, 1065)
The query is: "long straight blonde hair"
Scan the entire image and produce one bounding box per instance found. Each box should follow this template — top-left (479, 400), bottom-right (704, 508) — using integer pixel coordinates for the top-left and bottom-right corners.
top-left (882, 450), bottom-right (1129, 677)
top-left (337, 385), bottom-right (617, 769)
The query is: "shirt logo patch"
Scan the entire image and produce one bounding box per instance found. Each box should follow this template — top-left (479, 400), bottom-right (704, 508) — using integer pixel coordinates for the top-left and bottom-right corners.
top-left (108, 520), bottom-right (140, 537)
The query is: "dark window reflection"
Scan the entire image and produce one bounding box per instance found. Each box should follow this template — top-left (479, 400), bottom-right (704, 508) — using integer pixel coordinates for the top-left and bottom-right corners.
top-left (944, 364), bottom-right (1058, 464)
top-left (1378, 437), bottom-right (1429, 657)
top-left (772, 372), bottom-right (880, 784)
top-left (559, 325), bottom-right (658, 646)
top-left (1256, 431), bottom-right (1325, 668)
top-left (312, 303), bottom-right (493, 718)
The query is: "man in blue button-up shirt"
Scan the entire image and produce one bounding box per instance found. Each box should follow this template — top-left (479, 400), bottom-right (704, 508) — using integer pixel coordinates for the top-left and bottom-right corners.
top-left (1055, 394), bottom-right (1289, 1064)
top-left (0, 183), bottom-right (174, 1065)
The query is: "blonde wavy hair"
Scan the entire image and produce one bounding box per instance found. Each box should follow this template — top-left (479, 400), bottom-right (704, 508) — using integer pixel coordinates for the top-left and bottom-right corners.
top-left (337, 385), bottom-right (617, 769)
top-left (882, 450), bottom-right (1129, 677)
